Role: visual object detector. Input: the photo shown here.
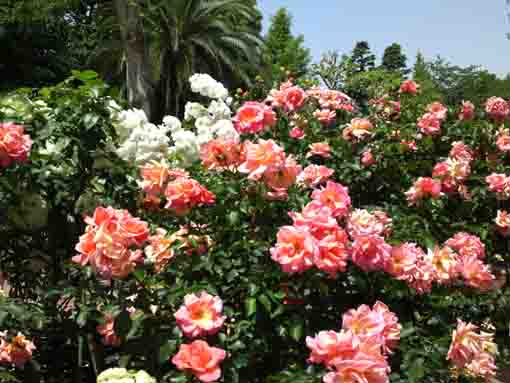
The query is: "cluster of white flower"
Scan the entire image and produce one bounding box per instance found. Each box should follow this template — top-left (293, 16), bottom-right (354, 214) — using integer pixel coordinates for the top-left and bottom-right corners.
top-left (189, 73), bottom-right (229, 100)
top-left (97, 368), bottom-right (156, 383)
top-left (159, 74), bottom-right (238, 167)
top-left (114, 108), bottom-right (171, 165)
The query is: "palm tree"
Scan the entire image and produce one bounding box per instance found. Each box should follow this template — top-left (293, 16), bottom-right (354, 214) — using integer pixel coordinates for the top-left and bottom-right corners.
top-left (113, 0), bottom-right (263, 120)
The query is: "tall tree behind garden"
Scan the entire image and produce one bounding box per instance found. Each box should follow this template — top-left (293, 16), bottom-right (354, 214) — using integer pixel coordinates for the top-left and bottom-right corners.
top-left (264, 7), bottom-right (311, 82)
top-left (412, 51), bottom-right (442, 103)
top-left (114, 0), bottom-right (263, 120)
top-left (350, 41), bottom-right (376, 73)
top-left (311, 50), bottom-right (354, 90)
top-left (381, 43), bottom-right (408, 75)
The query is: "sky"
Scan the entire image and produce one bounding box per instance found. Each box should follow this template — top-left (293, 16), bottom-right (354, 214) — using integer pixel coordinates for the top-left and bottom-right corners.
top-left (258, 0), bottom-right (510, 76)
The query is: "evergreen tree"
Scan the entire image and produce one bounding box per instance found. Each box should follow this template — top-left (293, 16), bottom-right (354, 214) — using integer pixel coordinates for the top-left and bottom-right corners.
top-left (381, 43), bottom-right (408, 75)
top-left (412, 52), bottom-right (442, 102)
top-left (264, 8), bottom-right (311, 81)
top-left (350, 41), bottom-right (376, 73)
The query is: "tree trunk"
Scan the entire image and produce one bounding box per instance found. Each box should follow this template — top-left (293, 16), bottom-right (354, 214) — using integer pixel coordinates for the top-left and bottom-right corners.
top-left (114, 0), bottom-right (155, 120)
top-left (157, 50), bottom-right (181, 120)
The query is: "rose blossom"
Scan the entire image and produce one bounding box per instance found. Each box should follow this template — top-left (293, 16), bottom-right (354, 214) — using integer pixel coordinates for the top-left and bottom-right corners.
top-left (144, 228), bottom-right (176, 272)
top-left (73, 207), bottom-right (149, 279)
top-left (200, 139), bottom-right (244, 171)
top-left (263, 156), bottom-right (301, 199)
top-left (164, 177), bottom-right (215, 215)
top-left (449, 141), bottom-right (475, 163)
top-left (97, 315), bottom-right (121, 347)
top-left (233, 101), bottom-right (276, 134)
top-left (445, 232), bottom-right (485, 260)
top-left (458, 101), bottom-right (475, 121)
top-left (314, 109), bottom-right (336, 126)
top-left (447, 319), bottom-right (498, 380)
top-left (306, 330), bottom-right (349, 366)
top-left (399, 80), bottom-right (419, 95)
top-left (174, 292), bottom-right (226, 338)
top-left (238, 139), bottom-right (286, 180)
top-left (172, 340), bottom-right (226, 383)
top-left (385, 243), bottom-right (424, 282)
top-left (0, 122), bottom-right (32, 168)
top-left (270, 225), bottom-right (317, 273)
top-left (314, 227), bottom-right (350, 277)
top-left (0, 333), bottom-right (36, 367)
top-left (426, 246), bottom-right (459, 284)
top-left (486, 173), bottom-right (510, 199)
top-left (405, 177), bottom-right (442, 205)
top-left (297, 165), bottom-right (334, 188)
top-left (311, 181), bottom-right (352, 218)
top-left (351, 235), bottom-right (392, 272)
top-left (342, 118), bottom-right (374, 141)
top-left (361, 150), bottom-right (376, 167)
top-left (427, 102), bottom-right (448, 121)
top-left (347, 209), bottom-right (391, 239)
top-left (417, 113), bottom-right (441, 135)
top-left (459, 256), bottom-right (495, 291)
top-left (496, 128), bottom-right (510, 152)
top-left (289, 201), bottom-right (339, 240)
top-left (495, 209), bottom-right (510, 236)
top-left (289, 127), bottom-right (305, 139)
top-left (485, 96), bottom-right (509, 122)
top-left (400, 140), bottom-right (418, 152)
top-left (306, 142), bottom-right (332, 158)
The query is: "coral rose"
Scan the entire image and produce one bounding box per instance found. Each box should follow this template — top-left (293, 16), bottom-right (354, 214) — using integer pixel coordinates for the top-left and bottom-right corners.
top-left (427, 101), bottom-right (448, 121)
top-left (495, 209), bottom-right (510, 236)
top-left (306, 142), bottom-right (332, 158)
top-left (238, 139), bottom-right (286, 180)
top-left (164, 177), bottom-right (215, 215)
top-left (311, 181), bottom-right (352, 218)
top-left (233, 101), bottom-right (276, 134)
top-left (342, 118), bottom-right (374, 141)
top-left (458, 101), bottom-right (475, 121)
top-left (351, 235), bottom-right (392, 272)
top-left (97, 315), bottom-right (121, 347)
top-left (172, 340), bottom-right (226, 383)
top-left (270, 225), bottom-right (317, 273)
top-left (399, 80), bottom-right (419, 95)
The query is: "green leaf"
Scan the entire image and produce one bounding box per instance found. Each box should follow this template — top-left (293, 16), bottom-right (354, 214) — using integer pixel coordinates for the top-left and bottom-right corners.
top-left (159, 340), bottom-right (177, 364)
top-left (258, 294), bottom-right (272, 313)
top-left (400, 326), bottom-right (416, 338)
top-left (0, 371), bottom-right (19, 382)
top-left (72, 70), bottom-right (98, 81)
top-left (114, 310), bottom-right (131, 337)
top-left (244, 298), bottom-right (257, 317)
top-left (289, 321), bottom-right (304, 342)
top-left (407, 358), bottom-right (425, 383)
top-left (83, 113), bottom-right (100, 130)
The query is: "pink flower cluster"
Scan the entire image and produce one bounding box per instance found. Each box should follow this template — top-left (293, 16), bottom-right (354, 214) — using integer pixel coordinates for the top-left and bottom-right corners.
top-left (447, 320), bottom-right (498, 380)
top-left (239, 139), bottom-right (301, 200)
top-left (407, 142), bottom-right (475, 204)
top-left (0, 332), bottom-right (36, 367)
top-left (307, 87), bottom-right (354, 113)
top-left (271, 181), bottom-right (352, 277)
top-left (233, 101), bottom-right (276, 134)
top-left (172, 291), bottom-right (227, 381)
top-left (417, 102), bottom-right (447, 136)
top-left (385, 232), bottom-right (495, 294)
top-left (0, 122), bottom-right (32, 168)
top-left (200, 139), bottom-right (244, 171)
top-left (174, 291), bottom-right (226, 338)
top-left (139, 161), bottom-right (215, 215)
top-left (306, 301), bottom-right (400, 383)
top-left (267, 81), bottom-right (307, 112)
top-left (73, 206), bottom-right (149, 279)
top-left (496, 128), bottom-right (510, 153)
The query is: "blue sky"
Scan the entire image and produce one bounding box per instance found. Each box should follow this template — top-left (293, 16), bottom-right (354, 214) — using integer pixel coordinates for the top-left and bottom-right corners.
top-left (258, 0), bottom-right (510, 76)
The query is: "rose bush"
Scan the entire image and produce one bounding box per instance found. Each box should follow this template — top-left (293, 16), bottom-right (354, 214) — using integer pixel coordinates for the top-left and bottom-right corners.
top-left (0, 69), bottom-right (509, 383)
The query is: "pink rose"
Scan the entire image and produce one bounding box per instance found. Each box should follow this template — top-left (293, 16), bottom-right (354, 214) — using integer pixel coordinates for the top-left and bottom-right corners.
top-left (417, 113), bottom-right (441, 136)
top-left (270, 225), bottom-right (317, 274)
top-left (233, 101), bottom-right (276, 134)
top-left (174, 292), bottom-right (226, 338)
top-left (485, 96), bottom-right (510, 122)
top-left (172, 340), bottom-right (226, 383)
top-left (399, 80), bottom-right (419, 95)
